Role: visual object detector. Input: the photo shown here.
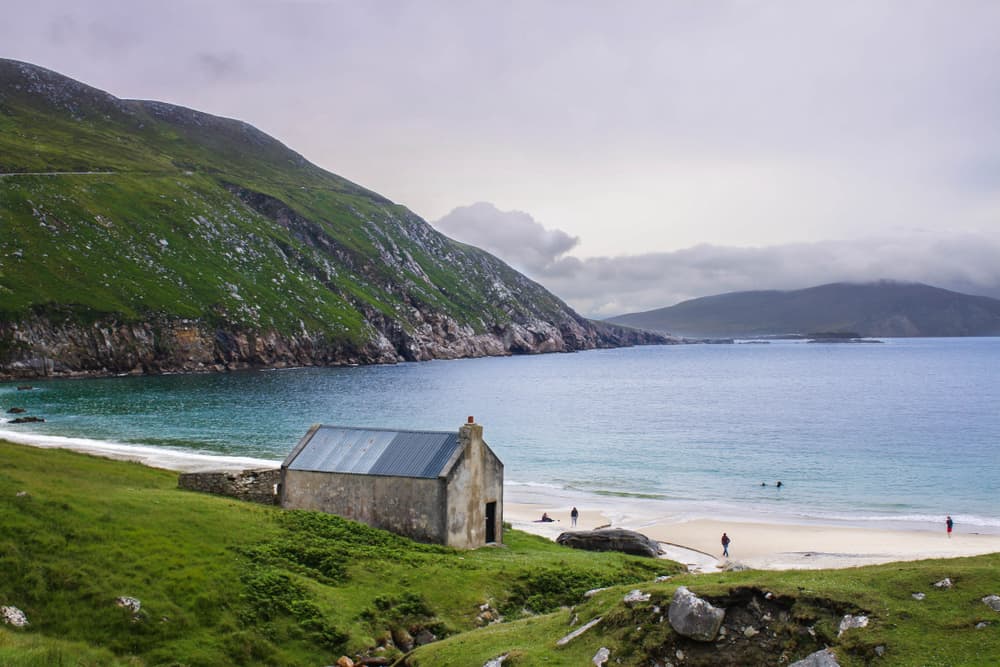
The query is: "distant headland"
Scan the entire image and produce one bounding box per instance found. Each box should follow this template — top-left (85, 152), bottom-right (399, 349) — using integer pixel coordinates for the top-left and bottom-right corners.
top-left (606, 281), bottom-right (1000, 339)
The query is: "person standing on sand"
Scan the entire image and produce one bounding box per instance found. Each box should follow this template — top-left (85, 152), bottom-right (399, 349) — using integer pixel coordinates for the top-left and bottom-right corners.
top-left (571, 507), bottom-right (579, 527)
top-left (721, 532), bottom-right (731, 558)
top-left (946, 515), bottom-right (953, 538)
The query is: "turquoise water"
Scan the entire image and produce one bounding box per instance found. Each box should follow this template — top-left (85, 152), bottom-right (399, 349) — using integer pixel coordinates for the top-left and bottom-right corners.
top-left (3, 338), bottom-right (998, 530)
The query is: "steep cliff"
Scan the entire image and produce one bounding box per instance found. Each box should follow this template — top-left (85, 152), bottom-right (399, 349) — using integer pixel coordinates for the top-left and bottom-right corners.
top-left (0, 59), bottom-right (665, 378)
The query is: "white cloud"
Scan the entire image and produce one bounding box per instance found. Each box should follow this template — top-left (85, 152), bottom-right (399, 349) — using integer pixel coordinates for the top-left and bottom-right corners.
top-left (434, 202), bottom-right (578, 275)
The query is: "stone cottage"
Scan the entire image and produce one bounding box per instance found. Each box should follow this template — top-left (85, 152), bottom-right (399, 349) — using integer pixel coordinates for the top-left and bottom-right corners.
top-left (279, 418), bottom-right (503, 549)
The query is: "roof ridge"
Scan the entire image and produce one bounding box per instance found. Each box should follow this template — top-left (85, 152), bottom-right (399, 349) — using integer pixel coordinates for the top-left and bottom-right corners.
top-left (316, 424), bottom-right (456, 435)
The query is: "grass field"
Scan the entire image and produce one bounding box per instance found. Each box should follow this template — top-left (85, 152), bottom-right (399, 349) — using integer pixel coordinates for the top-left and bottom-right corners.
top-left (2, 440), bottom-right (999, 665)
top-left (0, 441), bottom-right (673, 666)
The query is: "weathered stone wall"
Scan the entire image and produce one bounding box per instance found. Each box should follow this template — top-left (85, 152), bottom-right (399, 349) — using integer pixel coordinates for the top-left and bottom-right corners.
top-left (279, 469), bottom-right (447, 544)
top-left (445, 423), bottom-right (504, 549)
top-left (178, 468), bottom-right (281, 505)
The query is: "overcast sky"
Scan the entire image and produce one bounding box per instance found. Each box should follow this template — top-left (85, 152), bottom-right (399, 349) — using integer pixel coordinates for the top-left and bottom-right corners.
top-left (4, 1), bottom-right (1000, 316)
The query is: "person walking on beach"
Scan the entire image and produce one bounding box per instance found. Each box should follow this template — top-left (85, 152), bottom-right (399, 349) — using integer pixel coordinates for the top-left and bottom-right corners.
top-left (946, 515), bottom-right (953, 538)
top-left (571, 506), bottom-right (579, 527)
top-left (721, 532), bottom-right (731, 558)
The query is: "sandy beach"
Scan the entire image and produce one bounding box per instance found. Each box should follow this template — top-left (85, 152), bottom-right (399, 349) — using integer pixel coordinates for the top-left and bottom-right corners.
top-left (505, 500), bottom-right (1000, 572)
top-left (5, 431), bottom-right (999, 572)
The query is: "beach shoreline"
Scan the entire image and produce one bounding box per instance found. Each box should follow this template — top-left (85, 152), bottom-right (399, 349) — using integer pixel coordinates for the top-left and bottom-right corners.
top-left (504, 497), bottom-right (1000, 572)
top-left (4, 431), bottom-right (999, 572)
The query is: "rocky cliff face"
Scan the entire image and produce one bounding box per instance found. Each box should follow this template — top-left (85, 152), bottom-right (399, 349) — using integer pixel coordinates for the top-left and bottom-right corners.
top-left (0, 59), bottom-right (669, 379)
top-left (0, 311), bottom-right (665, 379)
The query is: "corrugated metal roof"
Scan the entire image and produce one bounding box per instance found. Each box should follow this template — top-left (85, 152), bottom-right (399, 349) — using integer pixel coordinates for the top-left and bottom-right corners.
top-left (287, 426), bottom-right (461, 479)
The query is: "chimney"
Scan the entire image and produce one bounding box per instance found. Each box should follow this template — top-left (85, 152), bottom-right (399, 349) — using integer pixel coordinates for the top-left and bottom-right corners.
top-left (460, 416), bottom-right (483, 444)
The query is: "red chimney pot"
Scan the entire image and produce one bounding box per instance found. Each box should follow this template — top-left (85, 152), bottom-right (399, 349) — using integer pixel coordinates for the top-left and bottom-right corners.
top-left (467, 416), bottom-right (475, 423)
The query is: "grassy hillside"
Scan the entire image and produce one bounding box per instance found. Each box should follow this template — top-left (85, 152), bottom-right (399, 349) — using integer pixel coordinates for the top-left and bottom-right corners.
top-left (607, 281), bottom-right (1000, 338)
top-left (2, 442), bottom-right (999, 666)
top-left (0, 441), bottom-right (672, 665)
top-left (409, 553), bottom-right (1000, 666)
top-left (1, 59), bottom-right (660, 376)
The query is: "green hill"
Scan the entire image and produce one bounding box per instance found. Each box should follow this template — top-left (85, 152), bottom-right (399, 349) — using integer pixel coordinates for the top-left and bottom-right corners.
top-left (0, 59), bottom-right (662, 378)
top-left (606, 281), bottom-right (1000, 338)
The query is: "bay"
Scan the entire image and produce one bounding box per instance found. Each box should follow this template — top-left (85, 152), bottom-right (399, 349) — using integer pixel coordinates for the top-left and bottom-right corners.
top-left (3, 337), bottom-right (998, 532)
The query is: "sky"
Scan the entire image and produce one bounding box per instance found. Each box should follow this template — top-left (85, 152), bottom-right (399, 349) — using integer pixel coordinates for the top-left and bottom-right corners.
top-left (3, 1), bottom-right (1000, 317)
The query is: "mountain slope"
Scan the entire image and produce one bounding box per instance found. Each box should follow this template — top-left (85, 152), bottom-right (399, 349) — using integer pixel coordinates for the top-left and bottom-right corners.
top-left (606, 281), bottom-right (1000, 338)
top-left (0, 59), bottom-right (663, 377)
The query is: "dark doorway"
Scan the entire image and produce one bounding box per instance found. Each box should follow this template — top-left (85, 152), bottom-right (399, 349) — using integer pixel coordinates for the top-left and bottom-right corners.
top-left (485, 501), bottom-right (497, 543)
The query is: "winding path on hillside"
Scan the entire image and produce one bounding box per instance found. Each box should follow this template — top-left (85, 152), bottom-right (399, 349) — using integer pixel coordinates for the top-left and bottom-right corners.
top-left (0, 171), bottom-right (118, 178)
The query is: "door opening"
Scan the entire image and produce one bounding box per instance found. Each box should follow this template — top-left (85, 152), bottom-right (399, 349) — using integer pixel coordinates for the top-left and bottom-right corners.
top-left (485, 501), bottom-right (497, 543)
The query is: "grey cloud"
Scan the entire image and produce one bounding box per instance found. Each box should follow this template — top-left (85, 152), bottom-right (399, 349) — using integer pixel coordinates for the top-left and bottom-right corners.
top-left (436, 204), bottom-right (1000, 318)
top-left (194, 52), bottom-right (246, 82)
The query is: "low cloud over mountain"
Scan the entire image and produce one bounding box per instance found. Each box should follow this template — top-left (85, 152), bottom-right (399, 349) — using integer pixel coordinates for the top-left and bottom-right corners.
top-left (434, 202), bottom-right (1000, 318)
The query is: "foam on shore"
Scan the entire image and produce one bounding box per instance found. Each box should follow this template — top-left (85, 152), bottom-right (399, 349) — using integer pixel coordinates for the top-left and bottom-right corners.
top-left (0, 428), bottom-right (280, 472)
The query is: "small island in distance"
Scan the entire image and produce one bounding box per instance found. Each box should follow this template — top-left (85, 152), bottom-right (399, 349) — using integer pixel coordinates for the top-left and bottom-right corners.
top-left (606, 280), bottom-right (1000, 339)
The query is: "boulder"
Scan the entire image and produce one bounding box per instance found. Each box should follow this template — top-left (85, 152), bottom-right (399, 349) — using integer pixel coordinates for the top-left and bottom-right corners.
top-left (982, 595), bottom-right (1000, 612)
top-left (336, 657), bottom-right (354, 667)
top-left (115, 596), bottom-right (142, 614)
top-left (623, 589), bottom-right (650, 605)
top-left (391, 627), bottom-right (414, 652)
top-left (837, 614), bottom-right (868, 637)
top-left (789, 648), bottom-right (840, 666)
top-left (1, 606), bottom-right (29, 627)
top-left (6, 407), bottom-right (26, 414)
top-left (9, 416), bottom-right (45, 423)
top-left (933, 578), bottom-right (953, 589)
top-left (482, 655), bottom-right (507, 667)
top-left (413, 629), bottom-right (437, 646)
top-left (592, 647), bottom-right (610, 666)
top-left (667, 586), bottom-right (725, 641)
top-left (556, 528), bottom-right (662, 558)
top-left (912, 592), bottom-right (926, 601)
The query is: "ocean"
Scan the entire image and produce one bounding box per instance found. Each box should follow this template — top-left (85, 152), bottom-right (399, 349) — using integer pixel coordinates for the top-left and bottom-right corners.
top-left (2, 337), bottom-right (998, 533)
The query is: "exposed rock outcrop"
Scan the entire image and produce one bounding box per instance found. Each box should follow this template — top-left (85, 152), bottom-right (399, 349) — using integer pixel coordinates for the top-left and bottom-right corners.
top-left (837, 614), bottom-right (868, 637)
